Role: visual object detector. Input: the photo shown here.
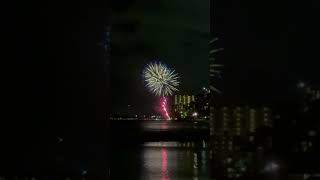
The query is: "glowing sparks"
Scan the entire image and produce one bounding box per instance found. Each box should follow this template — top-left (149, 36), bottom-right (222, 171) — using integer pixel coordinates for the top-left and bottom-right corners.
top-left (143, 61), bottom-right (179, 120)
top-left (209, 38), bottom-right (223, 93)
top-left (143, 62), bottom-right (179, 97)
top-left (161, 97), bottom-right (170, 120)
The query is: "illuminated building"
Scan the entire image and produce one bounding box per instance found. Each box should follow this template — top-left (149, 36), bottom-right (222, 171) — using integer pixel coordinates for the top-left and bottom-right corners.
top-left (291, 100), bottom-right (319, 154)
top-left (193, 90), bottom-right (211, 119)
top-left (305, 86), bottom-right (320, 102)
top-left (297, 82), bottom-right (320, 110)
top-left (173, 95), bottom-right (195, 118)
top-left (174, 95), bottom-right (195, 106)
top-left (210, 106), bottom-right (273, 155)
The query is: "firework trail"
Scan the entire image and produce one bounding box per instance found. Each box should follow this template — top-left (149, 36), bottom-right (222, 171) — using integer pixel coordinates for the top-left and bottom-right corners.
top-left (143, 61), bottom-right (179, 120)
top-left (161, 97), bottom-right (170, 120)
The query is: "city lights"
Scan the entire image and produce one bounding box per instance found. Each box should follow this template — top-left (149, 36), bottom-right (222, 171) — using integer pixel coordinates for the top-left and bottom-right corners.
top-left (192, 112), bottom-right (198, 117)
top-left (264, 161), bottom-right (280, 173)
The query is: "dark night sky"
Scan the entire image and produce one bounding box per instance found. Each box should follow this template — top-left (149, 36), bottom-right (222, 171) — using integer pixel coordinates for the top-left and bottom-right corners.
top-left (212, 0), bottom-right (320, 107)
top-left (212, 0), bottom-right (290, 106)
top-left (111, 0), bottom-right (320, 115)
top-left (111, 0), bottom-right (210, 115)
top-left (4, 3), bottom-right (110, 175)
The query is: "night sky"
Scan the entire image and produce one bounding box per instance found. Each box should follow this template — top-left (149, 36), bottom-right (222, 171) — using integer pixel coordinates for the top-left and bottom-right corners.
top-left (111, 0), bottom-right (210, 115)
top-left (4, 3), bottom-right (110, 175)
top-left (212, 0), bottom-right (320, 107)
top-left (112, 0), bottom-right (320, 115)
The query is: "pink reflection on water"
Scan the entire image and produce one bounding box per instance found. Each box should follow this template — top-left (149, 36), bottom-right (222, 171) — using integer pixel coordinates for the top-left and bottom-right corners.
top-left (161, 97), bottom-right (171, 120)
top-left (161, 121), bottom-right (169, 130)
top-left (161, 147), bottom-right (170, 180)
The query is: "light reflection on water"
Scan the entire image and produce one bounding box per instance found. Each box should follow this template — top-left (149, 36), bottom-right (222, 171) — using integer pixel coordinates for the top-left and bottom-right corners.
top-left (141, 142), bottom-right (210, 180)
top-left (161, 147), bottom-right (169, 180)
top-left (144, 141), bottom-right (208, 148)
top-left (112, 141), bottom-right (211, 180)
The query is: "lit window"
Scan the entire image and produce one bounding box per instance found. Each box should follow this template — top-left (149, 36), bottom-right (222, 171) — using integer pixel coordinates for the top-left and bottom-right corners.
top-left (249, 136), bottom-right (254, 141)
top-left (309, 131), bottom-right (317, 136)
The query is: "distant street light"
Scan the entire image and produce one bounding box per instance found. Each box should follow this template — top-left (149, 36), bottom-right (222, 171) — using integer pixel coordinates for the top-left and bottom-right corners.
top-left (57, 137), bottom-right (63, 143)
top-left (81, 170), bottom-right (87, 175)
top-left (264, 161), bottom-right (280, 173)
top-left (192, 112), bottom-right (198, 117)
top-left (297, 81), bottom-right (306, 88)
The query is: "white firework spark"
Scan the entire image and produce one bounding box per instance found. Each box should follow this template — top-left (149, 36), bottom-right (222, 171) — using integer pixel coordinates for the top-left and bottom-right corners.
top-left (143, 62), bottom-right (179, 96)
top-left (209, 38), bottom-right (223, 93)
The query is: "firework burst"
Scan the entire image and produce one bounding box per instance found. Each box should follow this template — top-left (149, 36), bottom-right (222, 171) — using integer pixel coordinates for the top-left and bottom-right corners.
top-left (143, 62), bottom-right (179, 97)
top-left (143, 61), bottom-right (179, 120)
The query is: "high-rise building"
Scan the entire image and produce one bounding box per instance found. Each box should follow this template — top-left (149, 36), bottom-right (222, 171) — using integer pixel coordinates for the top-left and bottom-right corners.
top-left (174, 95), bottom-right (195, 107)
top-left (211, 106), bottom-right (273, 135)
top-left (173, 95), bottom-right (196, 118)
top-left (305, 86), bottom-right (320, 102)
top-left (297, 82), bottom-right (320, 112)
top-left (297, 82), bottom-right (320, 101)
top-left (193, 89), bottom-right (211, 118)
top-left (210, 106), bottom-right (273, 155)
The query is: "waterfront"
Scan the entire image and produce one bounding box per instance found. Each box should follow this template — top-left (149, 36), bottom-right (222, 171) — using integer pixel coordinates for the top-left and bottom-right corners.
top-left (111, 120), bottom-right (211, 180)
top-left (111, 141), bottom-right (211, 180)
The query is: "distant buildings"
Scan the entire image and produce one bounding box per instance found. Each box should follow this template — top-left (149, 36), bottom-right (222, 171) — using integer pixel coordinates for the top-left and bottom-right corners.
top-left (297, 82), bottom-right (320, 111)
top-left (174, 95), bottom-right (195, 107)
top-left (173, 95), bottom-right (196, 119)
top-left (291, 99), bottom-right (320, 154)
top-left (210, 106), bottom-right (273, 155)
top-left (208, 38), bottom-right (274, 158)
top-left (209, 105), bottom-right (275, 179)
top-left (172, 92), bottom-right (212, 120)
top-left (294, 130), bottom-right (317, 153)
top-left (194, 89), bottom-right (211, 119)
top-left (211, 106), bottom-right (273, 136)
top-left (304, 85), bottom-right (320, 103)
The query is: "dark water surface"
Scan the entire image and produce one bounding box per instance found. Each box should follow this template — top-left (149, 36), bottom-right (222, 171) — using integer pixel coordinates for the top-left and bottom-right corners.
top-left (111, 141), bottom-right (212, 180)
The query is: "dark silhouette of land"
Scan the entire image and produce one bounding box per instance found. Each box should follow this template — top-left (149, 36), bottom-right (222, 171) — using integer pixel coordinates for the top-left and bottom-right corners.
top-left (111, 120), bottom-right (210, 143)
